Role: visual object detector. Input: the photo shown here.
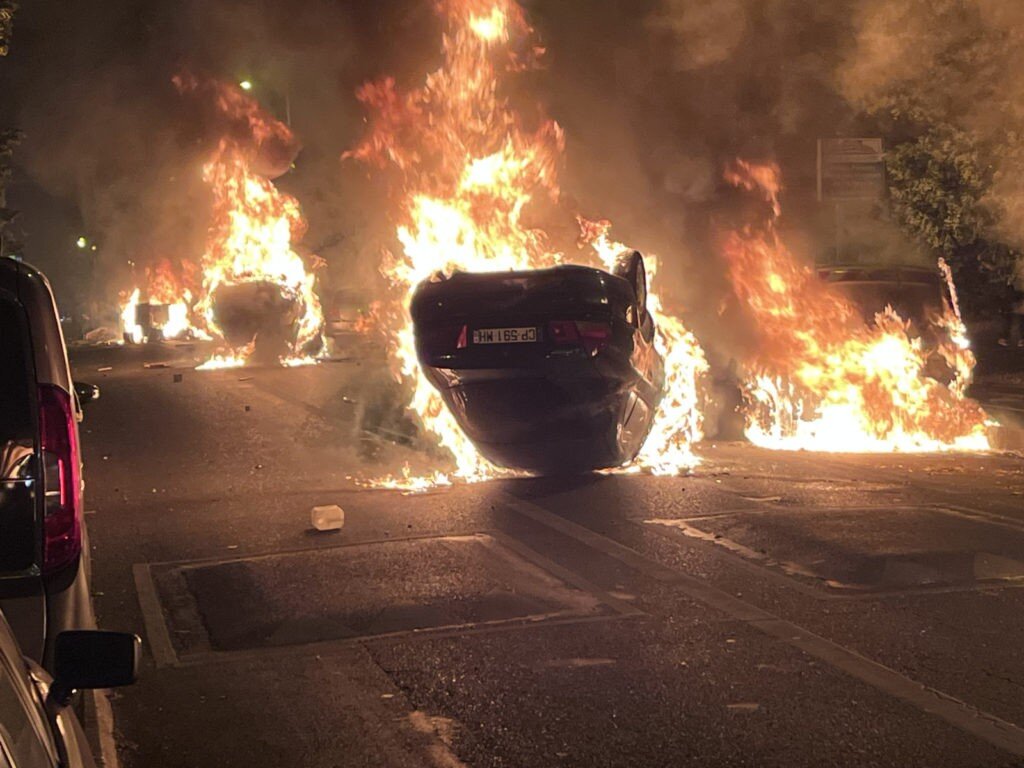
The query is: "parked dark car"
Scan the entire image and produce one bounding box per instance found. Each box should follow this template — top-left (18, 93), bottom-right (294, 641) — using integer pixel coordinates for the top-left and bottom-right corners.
top-left (0, 259), bottom-right (97, 671)
top-left (0, 607), bottom-right (138, 768)
top-left (411, 251), bottom-right (664, 473)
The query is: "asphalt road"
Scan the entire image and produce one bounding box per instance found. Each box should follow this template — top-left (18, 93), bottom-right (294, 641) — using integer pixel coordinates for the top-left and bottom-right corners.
top-left (70, 342), bottom-right (1024, 768)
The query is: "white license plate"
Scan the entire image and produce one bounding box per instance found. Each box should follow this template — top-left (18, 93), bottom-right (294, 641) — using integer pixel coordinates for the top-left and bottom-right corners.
top-left (472, 326), bottom-right (539, 344)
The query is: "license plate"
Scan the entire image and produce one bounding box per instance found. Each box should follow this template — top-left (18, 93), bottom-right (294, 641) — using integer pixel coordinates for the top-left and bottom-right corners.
top-left (472, 326), bottom-right (539, 344)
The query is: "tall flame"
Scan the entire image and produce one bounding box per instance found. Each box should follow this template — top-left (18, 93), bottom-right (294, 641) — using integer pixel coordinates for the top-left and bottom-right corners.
top-left (195, 139), bottom-right (324, 364)
top-left (175, 73), bottom-right (324, 369)
top-left (723, 160), bottom-right (991, 452)
top-left (347, 0), bottom-right (562, 486)
top-left (582, 219), bottom-right (708, 475)
top-left (348, 0), bottom-right (708, 487)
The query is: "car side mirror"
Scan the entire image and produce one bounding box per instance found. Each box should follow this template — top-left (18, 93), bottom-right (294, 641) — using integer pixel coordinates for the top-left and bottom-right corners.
top-left (73, 382), bottom-right (100, 405)
top-left (49, 631), bottom-right (140, 708)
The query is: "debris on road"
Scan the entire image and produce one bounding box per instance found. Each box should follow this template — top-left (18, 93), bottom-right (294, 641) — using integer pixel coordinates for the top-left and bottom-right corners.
top-left (173, 373), bottom-right (183, 383)
top-left (311, 504), bottom-right (345, 531)
top-left (84, 326), bottom-right (120, 344)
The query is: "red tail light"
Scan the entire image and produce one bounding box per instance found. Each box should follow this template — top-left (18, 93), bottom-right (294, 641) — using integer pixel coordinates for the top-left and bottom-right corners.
top-left (456, 324), bottom-right (468, 349)
top-left (547, 320), bottom-right (580, 344)
top-left (38, 384), bottom-right (82, 575)
top-left (576, 321), bottom-right (612, 355)
top-left (547, 320), bottom-right (611, 356)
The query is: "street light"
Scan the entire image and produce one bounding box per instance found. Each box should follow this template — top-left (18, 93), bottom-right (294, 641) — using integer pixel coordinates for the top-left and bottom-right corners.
top-left (76, 236), bottom-right (88, 249)
top-left (237, 77), bottom-right (290, 125)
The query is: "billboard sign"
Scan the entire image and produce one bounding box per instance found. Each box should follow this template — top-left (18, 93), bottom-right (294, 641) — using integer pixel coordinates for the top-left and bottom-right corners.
top-left (817, 138), bottom-right (885, 202)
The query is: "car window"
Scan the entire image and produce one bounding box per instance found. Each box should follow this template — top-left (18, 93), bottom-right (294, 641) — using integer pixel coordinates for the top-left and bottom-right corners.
top-left (0, 296), bottom-right (38, 575)
top-left (0, 654), bottom-right (56, 768)
top-left (0, 297), bottom-right (35, 456)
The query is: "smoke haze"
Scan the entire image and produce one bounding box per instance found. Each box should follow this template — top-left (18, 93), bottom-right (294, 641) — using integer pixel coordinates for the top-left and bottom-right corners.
top-left (4, 0), bottom-right (1024, 326)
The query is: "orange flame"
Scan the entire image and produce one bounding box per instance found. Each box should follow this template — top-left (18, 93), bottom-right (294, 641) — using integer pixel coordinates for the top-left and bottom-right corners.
top-left (348, 1), bottom-right (708, 488)
top-left (722, 160), bottom-right (991, 452)
top-left (581, 218), bottom-right (708, 474)
top-left (175, 74), bottom-right (324, 368)
top-left (119, 259), bottom-right (206, 343)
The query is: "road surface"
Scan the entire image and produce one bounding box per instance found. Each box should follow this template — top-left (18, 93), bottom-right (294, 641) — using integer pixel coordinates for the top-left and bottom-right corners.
top-left (71, 342), bottom-right (1024, 768)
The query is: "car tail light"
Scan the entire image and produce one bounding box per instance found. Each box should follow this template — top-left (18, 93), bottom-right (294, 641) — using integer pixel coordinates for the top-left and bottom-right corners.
top-left (547, 320), bottom-right (580, 344)
top-left (456, 324), bottom-right (468, 349)
top-left (547, 320), bottom-right (611, 356)
top-left (38, 384), bottom-right (82, 575)
top-left (576, 321), bottom-right (612, 355)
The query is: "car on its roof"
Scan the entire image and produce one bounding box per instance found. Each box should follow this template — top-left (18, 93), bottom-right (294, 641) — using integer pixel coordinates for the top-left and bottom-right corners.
top-left (411, 251), bottom-right (664, 474)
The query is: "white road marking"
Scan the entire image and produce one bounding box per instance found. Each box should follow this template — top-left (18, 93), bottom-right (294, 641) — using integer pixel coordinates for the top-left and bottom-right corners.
top-left (502, 492), bottom-right (1024, 757)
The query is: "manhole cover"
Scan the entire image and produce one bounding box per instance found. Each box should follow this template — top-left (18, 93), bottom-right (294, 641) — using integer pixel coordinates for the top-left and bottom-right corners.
top-left (144, 533), bottom-right (627, 659)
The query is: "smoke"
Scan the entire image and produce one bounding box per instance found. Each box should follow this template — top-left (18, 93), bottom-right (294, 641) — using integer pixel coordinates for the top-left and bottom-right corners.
top-left (525, 0), bottom-right (861, 361)
top-left (837, 0), bottom-right (1024, 284)
top-left (5, 0), bottom-right (426, 310)
top-left (7, 0), bottom-right (1023, 330)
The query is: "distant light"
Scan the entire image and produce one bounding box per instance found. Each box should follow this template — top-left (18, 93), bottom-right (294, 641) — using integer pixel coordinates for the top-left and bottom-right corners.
top-left (90, 245), bottom-right (97, 251)
top-left (239, 80), bottom-right (253, 91)
top-left (76, 236), bottom-right (88, 249)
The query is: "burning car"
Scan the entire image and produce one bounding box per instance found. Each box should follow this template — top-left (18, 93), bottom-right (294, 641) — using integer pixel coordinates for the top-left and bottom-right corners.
top-left (818, 263), bottom-right (957, 382)
top-left (818, 264), bottom-right (950, 333)
top-left (120, 289), bottom-right (198, 345)
top-left (411, 250), bottom-right (665, 473)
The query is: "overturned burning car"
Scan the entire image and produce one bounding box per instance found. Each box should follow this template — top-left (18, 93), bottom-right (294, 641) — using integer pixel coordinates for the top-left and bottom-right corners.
top-left (411, 251), bottom-right (665, 474)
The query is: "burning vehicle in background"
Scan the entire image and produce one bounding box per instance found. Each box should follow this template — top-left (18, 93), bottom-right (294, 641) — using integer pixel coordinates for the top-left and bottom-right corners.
top-left (818, 264), bottom-right (950, 336)
top-left (818, 263), bottom-right (959, 383)
top-left (120, 260), bottom-right (205, 344)
top-left (177, 73), bottom-right (324, 369)
top-left (411, 251), bottom-right (665, 473)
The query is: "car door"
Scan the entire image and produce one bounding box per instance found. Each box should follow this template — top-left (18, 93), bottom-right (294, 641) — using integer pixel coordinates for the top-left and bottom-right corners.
top-left (0, 290), bottom-right (46, 663)
top-left (0, 636), bottom-right (58, 768)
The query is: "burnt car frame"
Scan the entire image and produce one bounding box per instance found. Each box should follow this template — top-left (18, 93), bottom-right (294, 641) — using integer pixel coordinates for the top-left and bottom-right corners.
top-left (411, 251), bottom-right (664, 473)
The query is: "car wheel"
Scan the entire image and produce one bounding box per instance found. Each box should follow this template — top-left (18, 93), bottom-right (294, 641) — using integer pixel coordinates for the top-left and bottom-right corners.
top-left (613, 250), bottom-right (649, 324)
